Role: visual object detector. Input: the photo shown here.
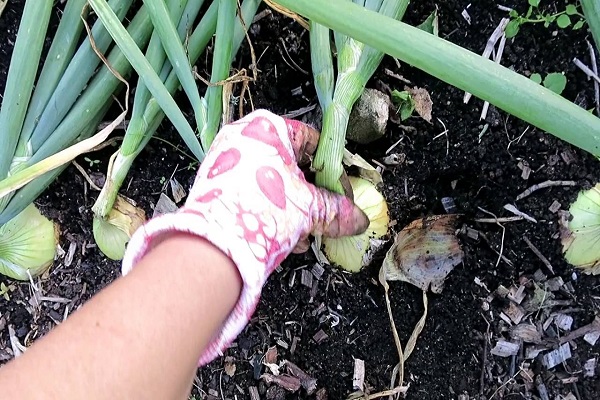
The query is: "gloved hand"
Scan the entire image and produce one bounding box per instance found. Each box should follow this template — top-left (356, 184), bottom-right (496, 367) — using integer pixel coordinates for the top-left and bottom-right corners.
top-left (122, 109), bottom-right (369, 365)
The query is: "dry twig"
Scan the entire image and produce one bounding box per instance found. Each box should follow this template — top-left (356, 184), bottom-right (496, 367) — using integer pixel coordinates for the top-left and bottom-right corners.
top-left (516, 180), bottom-right (577, 201)
top-left (523, 236), bottom-right (554, 274)
top-left (263, 0), bottom-right (309, 30)
top-left (72, 160), bottom-right (101, 191)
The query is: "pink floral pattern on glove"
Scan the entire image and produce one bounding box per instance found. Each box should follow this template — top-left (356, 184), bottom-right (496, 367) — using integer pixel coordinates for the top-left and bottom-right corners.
top-left (122, 110), bottom-right (368, 365)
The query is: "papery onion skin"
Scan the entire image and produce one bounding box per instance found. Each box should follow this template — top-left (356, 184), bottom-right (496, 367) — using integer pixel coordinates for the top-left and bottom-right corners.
top-left (94, 195), bottom-right (146, 261)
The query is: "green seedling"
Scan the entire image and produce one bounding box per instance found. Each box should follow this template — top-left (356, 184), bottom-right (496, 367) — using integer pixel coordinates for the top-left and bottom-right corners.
top-left (506, 0), bottom-right (586, 39)
top-left (530, 72), bottom-right (567, 95)
top-left (391, 90), bottom-right (416, 120)
top-left (416, 8), bottom-right (438, 36)
top-left (0, 282), bottom-right (11, 300)
top-left (84, 157), bottom-right (101, 168)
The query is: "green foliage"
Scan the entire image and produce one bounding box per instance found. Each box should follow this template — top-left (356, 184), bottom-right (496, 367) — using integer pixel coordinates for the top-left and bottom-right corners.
top-left (416, 8), bottom-right (438, 36)
top-left (84, 157), bottom-right (101, 168)
top-left (506, 1), bottom-right (586, 38)
top-left (530, 72), bottom-right (567, 95)
top-left (391, 90), bottom-right (415, 120)
top-left (0, 282), bottom-right (13, 301)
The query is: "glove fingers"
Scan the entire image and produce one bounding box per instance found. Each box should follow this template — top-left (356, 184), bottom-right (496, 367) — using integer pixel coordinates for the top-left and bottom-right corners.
top-left (292, 237), bottom-right (311, 254)
top-left (310, 186), bottom-right (370, 238)
top-left (284, 119), bottom-right (320, 165)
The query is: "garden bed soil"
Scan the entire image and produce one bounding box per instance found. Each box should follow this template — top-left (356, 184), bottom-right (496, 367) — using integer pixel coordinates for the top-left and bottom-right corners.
top-left (1, 0), bottom-right (600, 398)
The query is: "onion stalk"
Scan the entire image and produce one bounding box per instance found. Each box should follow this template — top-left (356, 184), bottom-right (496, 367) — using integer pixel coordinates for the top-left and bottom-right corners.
top-left (91, 0), bottom-right (262, 259)
top-left (581, 0), bottom-right (600, 53)
top-left (310, 0), bottom-right (409, 194)
top-left (308, 0), bottom-right (403, 271)
top-left (275, 0), bottom-right (600, 157)
top-left (0, 1), bottom-right (154, 278)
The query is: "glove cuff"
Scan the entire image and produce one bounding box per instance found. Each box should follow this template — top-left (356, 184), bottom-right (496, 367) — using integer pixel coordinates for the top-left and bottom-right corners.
top-left (122, 209), bottom-right (264, 365)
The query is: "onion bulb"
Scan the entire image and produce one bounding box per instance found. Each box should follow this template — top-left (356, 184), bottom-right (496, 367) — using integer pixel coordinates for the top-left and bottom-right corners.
top-left (322, 176), bottom-right (389, 272)
top-left (0, 204), bottom-right (59, 280)
top-left (93, 195), bottom-right (145, 260)
top-left (561, 183), bottom-right (600, 274)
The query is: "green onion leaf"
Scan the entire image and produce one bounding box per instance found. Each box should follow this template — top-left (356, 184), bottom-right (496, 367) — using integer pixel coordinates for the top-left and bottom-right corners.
top-left (0, 0), bottom-right (52, 180)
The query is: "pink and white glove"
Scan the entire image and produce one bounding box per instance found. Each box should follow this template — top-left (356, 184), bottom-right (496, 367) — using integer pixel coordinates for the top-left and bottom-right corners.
top-left (122, 109), bottom-right (369, 365)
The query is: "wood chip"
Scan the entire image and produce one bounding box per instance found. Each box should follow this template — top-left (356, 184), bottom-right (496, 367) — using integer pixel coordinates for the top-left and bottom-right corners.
top-left (496, 285), bottom-right (510, 297)
top-left (313, 329), bottom-right (329, 344)
top-left (554, 314), bottom-right (573, 331)
top-left (584, 358), bottom-right (597, 377)
top-left (584, 330), bottom-right (600, 346)
top-left (64, 241), bottom-right (77, 267)
top-left (261, 374), bottom-right (301, 392)
top-left (518, 161), bottom-right (532, 180)
top-left (315, 388), bottom-right (328, 400)
top-left (491, 340), bottom-right (520, 357)
top-left (526, 346), bottom-right (546, 359)
top-left (290, 336), bottom-right (299, 355)
top-left (224, 357), bottom-right (237, 377)
top-left (542, 343), bottom-right (571, 369)
top-left (249, 386), bottom-right (260, 400)
top-left (549, 200), bottom-right (562, 213)
top-left (300, 269), bottom-right (313, 288)
top-left (352, 358), bottom-right (365, 390)
top-left (504, 302), bottom-right (525, 324)
top-left (511, 323), bottom-right (542, 344)
top-left (311, 263), bottom-right (325, 280)
top-left (276, 339), bottom-right (289, 349)
top-left (288, 269), bottom-right (296, 288)
top-left (533, 269), bottom-right (547, 282)
top-left (535, 375), bottom-right (550, 400)
top-left (507, 285), bottom-right (526, 304)
top-left (286, 361), bottom-right (317, 394)
top-left (264, 346), bottom-right (278, 364)
top-left (546, 277), bottom-right (564, 291)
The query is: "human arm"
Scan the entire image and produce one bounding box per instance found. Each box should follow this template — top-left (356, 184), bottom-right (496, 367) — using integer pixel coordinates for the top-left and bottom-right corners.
top-left (0, 234), bottom-right (241, 400)
top-left (0, 110), bottom-right (369, 399)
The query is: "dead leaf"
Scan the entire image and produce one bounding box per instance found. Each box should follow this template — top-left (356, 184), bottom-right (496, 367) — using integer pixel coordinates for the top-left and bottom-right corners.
top-left (342, 149), bottom-right (383, 185)
top-left (381, 215), bottom-right (463, 293)
top-left (169, 178), bottom-right (187, 203)
top-left (0, 1), bottom-right (7, 19)
top-left (406, 86), bottom-right (433, 123)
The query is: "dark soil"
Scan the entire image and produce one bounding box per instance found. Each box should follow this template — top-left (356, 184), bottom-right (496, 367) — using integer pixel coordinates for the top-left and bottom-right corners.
top-left (1, 0), bottom-right (599, 399)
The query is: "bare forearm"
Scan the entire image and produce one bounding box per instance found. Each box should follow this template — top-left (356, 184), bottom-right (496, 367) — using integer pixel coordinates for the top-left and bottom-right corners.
top-left (0, 234), bottom-right (241, 400)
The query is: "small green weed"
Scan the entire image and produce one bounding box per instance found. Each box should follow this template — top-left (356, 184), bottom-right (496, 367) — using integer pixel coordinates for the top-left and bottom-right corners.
top-left (83, 157), bottom-right (100, 168)
top-left (506, 0), bottom-right (586, 38)
top-left (530, 72), bottom-right (567, 95)
top-left (0, 282), bottom-right (14, 301)
top-left (391, 90), bottom-right (416, 121)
